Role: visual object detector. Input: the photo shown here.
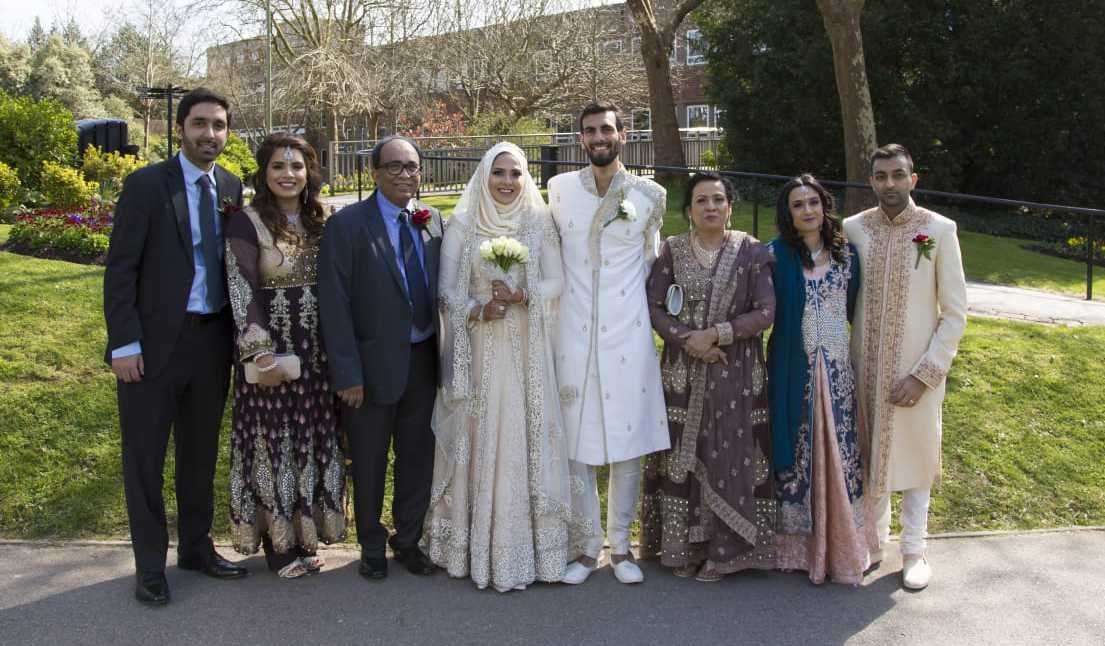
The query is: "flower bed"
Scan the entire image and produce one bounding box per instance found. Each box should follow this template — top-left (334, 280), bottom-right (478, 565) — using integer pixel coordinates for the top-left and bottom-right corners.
top-left (5, 205), bottom-right (113, 264)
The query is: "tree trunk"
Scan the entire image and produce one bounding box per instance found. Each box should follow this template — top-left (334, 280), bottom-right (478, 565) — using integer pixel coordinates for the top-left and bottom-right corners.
top-left (627, 0), bottom-right (704, 187)
top-left (816, 0), bottom-right (878, 215)
top-left (639, 30), bottom-right (684, 184)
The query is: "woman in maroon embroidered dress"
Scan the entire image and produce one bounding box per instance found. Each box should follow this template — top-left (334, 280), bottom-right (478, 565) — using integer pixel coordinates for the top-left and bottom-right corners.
top-left (224, 134), bottom-right (345, 578)
top-left (641, 172), bottom-right (778, 581)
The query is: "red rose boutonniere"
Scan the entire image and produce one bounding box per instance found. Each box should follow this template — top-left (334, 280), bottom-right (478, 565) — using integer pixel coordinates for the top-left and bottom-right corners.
top-left (219, 197), bottom-right (242, 217)
top-left (411, 207), bottom-right (432, 230)
top-left (912, 233), bottom-right (935, 269)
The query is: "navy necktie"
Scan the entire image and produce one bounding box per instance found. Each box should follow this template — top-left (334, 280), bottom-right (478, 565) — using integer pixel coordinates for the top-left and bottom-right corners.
top-left (398, 209), bottom-right (432, 330)
top-left (197, 175), bottom-right (225, 311)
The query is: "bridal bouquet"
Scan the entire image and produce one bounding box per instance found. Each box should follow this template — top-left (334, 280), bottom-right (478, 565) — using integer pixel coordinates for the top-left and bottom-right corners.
top-left (479, 236), bottom-right (530, 273)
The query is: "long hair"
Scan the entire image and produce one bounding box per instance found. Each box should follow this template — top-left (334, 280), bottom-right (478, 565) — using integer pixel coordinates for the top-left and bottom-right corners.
top-left (250, 133), bottom-right (326, 243)
top-left (774, 174), bottom-right (847, 269)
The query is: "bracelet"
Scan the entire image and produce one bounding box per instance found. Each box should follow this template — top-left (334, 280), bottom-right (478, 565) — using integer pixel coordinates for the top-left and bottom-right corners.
top-left (477, 303), bottom-right (486, 322)
top-left (255, 358), bottom-right (280, 373)
top-left (520, 288), bottom-right (529, 305)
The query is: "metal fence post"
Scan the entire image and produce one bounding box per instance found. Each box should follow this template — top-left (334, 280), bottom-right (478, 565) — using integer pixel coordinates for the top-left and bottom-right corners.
top-left (1087, 212), bottom-right (1096, 301)
top-left (540, 145), bottom-right (560, 189)
top-left (356, 153), bottom-right (364, 203)
top-left (752, 178), bottom-right (759, 239)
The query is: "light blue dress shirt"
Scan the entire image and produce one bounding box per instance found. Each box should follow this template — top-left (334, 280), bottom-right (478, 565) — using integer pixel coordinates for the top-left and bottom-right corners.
top-left (376, 191), bottom-right (433, 343)
top-left (112, 155), bottom-right (221, 359)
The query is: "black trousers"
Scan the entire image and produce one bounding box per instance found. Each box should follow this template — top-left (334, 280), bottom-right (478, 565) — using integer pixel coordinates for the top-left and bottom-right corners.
top-left (117, 311), bottom-right (232, 575)
top-left (343, 339), bottom-right (437, 558)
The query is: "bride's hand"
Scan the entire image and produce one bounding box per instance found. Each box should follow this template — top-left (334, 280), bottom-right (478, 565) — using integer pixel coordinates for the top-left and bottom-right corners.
top-left (490, 280), bottom-right (524, 304)
top-left (481, 299), bottom-right (508, 321)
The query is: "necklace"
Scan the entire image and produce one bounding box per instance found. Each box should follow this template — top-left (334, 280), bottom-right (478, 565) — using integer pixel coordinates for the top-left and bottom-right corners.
top-left (691, 231), bottom-right (726, 268)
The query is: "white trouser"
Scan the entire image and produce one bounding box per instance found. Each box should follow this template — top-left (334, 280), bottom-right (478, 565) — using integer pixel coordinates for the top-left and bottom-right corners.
top-left (874, 488), bottom-right (932, 556)
top-left (570, 459), bottom-right (641, 558)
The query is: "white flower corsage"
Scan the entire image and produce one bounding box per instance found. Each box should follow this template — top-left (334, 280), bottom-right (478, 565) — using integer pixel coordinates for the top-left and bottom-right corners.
top-left (605, 192), bottom-right (637, 228)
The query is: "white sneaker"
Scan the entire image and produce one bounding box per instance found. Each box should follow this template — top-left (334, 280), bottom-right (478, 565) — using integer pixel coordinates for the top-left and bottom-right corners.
top-left (902, 554), bottom-right (932, 590)
top-left (562, 560), bottom-right (596, 585)
top-left (612, 558), bottom-right (644, 584)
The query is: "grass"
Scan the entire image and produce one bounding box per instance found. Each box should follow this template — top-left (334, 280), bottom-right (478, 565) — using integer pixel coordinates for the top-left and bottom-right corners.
top-left (1, 217), bottom-right (1103, 539)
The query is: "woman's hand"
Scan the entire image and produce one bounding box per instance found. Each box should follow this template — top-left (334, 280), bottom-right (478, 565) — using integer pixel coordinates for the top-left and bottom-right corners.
top-left (481, 299), bottom-right (509, 321)
top-left (490, 279), bottom-right (525, 304)
top-left (681, 328), bottom-right (719, 359)
top-left (701, 346), bottom-right (728, 366)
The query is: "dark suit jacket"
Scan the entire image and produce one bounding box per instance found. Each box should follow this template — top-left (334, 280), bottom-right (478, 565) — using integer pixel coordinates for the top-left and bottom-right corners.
top-left (103, 156), bottom-right (243, 378)
top-left (318, 190), bottom-right (442, 405)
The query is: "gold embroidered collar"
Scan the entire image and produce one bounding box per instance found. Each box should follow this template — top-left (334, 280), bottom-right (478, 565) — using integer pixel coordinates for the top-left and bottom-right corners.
top-left (580, 164), bottom-right (628, 198)
top-left (876, 197), bottom-right (920, 227)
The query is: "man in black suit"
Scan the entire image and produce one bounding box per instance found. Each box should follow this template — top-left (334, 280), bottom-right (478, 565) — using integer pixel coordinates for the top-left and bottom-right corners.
top-left (318, 136), bottom-right (442, 580)
top-left (103, 87), bottom-right (248, 606)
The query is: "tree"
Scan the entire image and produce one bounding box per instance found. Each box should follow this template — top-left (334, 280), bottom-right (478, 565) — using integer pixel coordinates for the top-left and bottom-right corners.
top-left (431, 0), bottom-right (648, 126)
top-left (93, 0), bottom-right (196, 156)
top-left (28, 18), bottom-right (47, 52)
top-left (625, 0), bottom-right (705, 182)
top-left (700, 0), bottom-right (1105, 207)
top-left (815, 0), bottom-right (877, 213)
top-left (26, 35), bottom-right (106, 118)
top-left (0, 35), bottom-right (32, 95)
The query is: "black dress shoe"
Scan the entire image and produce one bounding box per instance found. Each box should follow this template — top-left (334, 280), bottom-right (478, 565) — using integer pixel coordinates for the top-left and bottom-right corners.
top-left (135, 573), bottom-right (170, 607)
top-left (393, 547), bottom-right (435, 576)
top-left (359, 556), bottom-right (388, 581)
top-left (178, 549), bottom-right (249, 579)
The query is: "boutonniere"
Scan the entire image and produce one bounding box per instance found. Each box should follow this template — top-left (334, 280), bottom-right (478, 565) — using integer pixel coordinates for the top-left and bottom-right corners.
top-left (604, 191), bottom-right (637, 228)
top-left (912, 233), bottom-right (935, 268)
top-left (411, 207), bottom-right (432, 230)
top-left (219, 197), bottom-right (241, 217)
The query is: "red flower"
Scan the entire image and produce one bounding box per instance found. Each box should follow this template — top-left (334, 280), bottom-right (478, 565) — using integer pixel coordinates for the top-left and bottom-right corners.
top-left (219, 197), bottom-right (242, 217)
top-left (912, 233), bottom-right (930, 244)
top-left (411, 208), bottom-right (432, 230)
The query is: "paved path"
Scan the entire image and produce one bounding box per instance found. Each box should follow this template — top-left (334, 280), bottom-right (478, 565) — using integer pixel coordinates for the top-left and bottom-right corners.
top-left (1, 530), bottom-right (1101, 645)
top-left (967, 281), bottom-right (1105, 326)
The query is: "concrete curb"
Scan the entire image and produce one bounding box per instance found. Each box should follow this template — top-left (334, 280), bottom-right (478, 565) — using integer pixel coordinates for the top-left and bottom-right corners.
top-left (3, 525), bottom-right (1103, 550)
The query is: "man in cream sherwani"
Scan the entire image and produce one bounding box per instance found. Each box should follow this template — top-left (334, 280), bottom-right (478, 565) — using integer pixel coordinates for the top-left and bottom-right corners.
top-left (550, 102), bottom-right (670, 585)
top-left (843, 143), bottom-right (967, 591)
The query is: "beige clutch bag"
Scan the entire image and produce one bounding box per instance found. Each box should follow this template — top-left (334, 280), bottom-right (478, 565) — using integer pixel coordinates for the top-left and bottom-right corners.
top-left (244, 353), bottom-right (302, 384)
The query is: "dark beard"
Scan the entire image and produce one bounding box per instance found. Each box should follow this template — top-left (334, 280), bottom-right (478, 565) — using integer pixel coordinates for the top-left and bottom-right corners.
top-left (586, 143), bottom-right (620, 167)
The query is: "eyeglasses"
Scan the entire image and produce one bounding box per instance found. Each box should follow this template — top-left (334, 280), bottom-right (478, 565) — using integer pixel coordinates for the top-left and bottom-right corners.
top-left (381, 161), bottom-right (421, 176)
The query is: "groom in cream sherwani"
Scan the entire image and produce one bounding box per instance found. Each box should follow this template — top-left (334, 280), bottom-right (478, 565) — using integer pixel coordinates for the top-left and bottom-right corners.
top-left (844, 143), bottom-right (967, 591)
top-left (549, 102), bottom-right (670, 585)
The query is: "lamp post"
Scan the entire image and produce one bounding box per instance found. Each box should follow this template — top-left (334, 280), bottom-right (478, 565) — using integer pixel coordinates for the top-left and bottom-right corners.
top-left (137, 85), bottom-right (188, 158)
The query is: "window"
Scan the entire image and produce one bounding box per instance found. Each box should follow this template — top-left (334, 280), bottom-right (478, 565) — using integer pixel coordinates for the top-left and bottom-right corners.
top-left (603, 40), bottom-right (624, 55)
top-left (631, 108), bottom-right (651, 131)
top-left (686, 29), bottom-right (705, 65)
top-left (686, 104), bottom-right (711, 128)
top-left (630, 36), bottom-right (641, 55)
top-left (714, 107), bottom-right (726, 129)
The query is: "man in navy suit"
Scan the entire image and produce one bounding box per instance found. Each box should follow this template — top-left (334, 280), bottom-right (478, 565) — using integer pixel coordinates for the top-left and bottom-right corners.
top-left (318, 136), bottom-right (442, 581)
top-left (103, 87), bottom-right (247, 606)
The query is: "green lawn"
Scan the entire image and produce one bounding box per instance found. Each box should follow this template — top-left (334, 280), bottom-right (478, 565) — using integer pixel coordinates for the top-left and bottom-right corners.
top-left (0, 234), bottom-right (1103, 538)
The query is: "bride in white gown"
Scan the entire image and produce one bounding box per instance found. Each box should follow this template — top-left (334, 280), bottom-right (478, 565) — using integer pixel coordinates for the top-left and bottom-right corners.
top-left (422, 142), bottom-right (570, 592)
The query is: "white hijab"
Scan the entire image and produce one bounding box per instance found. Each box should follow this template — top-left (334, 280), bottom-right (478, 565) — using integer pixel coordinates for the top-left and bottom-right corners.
top-left (452, 142), bottom-right (546, 238)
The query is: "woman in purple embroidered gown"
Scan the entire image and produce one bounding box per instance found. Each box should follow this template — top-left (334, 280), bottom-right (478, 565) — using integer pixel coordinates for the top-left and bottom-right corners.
top-left (641, 172), bottom-right (778, 581)
top-left (224, 134), bottom-right (345, 578)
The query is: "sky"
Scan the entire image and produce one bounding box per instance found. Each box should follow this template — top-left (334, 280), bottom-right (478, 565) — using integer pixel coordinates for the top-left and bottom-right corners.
top-left (0, 0), bottom-right (117, 41)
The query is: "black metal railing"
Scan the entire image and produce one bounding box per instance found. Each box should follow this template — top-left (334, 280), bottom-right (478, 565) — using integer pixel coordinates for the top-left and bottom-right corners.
top-left (352, 152), bottom-right (1104, 301)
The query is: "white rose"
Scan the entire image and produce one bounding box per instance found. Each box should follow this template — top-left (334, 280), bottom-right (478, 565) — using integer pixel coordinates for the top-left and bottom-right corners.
top-left (479, 239), bottom-right (494, 261)
top-left (620, 199), bottom-right (638, 222)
